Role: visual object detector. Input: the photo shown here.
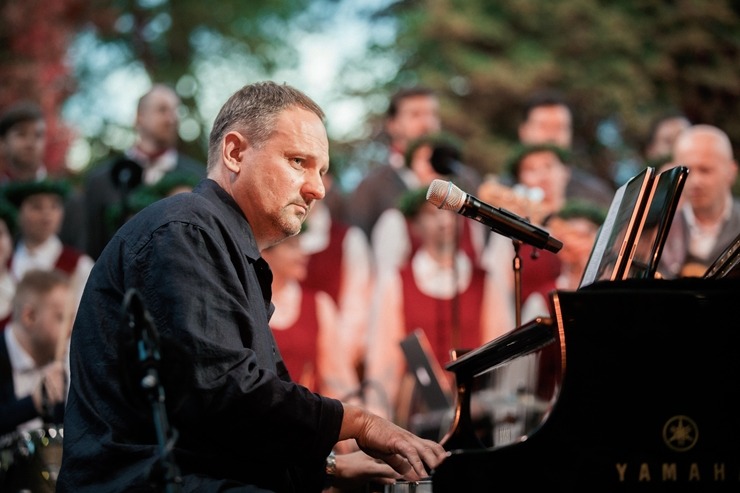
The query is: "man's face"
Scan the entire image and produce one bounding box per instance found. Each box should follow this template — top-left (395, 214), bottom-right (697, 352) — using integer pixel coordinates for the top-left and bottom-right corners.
top-left (518, 104), bottom-right (572, 149)
top-left (136, 87), bottom-right (180, 148)
top-left (26, 284), bottom-right (71, 364)
top-left (674, 132), bottom-right (738, 215)
top-left (1, 119), bottom-right (46, 172)
top-left (386, 95), bottom-right (441, 152)
top-left (233, 107), bottom-right (329, 249)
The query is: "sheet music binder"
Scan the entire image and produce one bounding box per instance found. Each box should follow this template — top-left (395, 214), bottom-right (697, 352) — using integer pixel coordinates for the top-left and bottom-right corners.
top-left (627, 165), bottom-right (688, 279)
top-left (400, 329), bottom-right (454, 412)
top-left (579, 165), bottom-right (688, 288)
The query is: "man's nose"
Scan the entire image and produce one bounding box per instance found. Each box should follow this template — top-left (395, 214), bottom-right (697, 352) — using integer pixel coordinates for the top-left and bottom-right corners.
top-left (303, 170), bottom-right (326, 201)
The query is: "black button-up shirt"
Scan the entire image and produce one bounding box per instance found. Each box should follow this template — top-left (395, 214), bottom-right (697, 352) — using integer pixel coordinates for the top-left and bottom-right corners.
top-left (58, 179), bottom-right (343, 493)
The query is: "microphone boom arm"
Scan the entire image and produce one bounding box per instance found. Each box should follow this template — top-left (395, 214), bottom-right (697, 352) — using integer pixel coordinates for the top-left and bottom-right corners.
top-left (463, 193), bottom-right (562, 252)
top-left (426, 179), bottom-right (563, 253)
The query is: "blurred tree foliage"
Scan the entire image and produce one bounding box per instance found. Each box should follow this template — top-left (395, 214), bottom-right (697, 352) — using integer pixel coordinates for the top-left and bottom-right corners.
top-left (68, 0), bottom-right (337, 168)
top-left (341, 0), bottom-right (740, 187)
top-left (0, 0), bottom-right (336, 172)
top-left (3, 0), bottom-right (739, 189)
top-left (0, 0), bottom-right (91, 173)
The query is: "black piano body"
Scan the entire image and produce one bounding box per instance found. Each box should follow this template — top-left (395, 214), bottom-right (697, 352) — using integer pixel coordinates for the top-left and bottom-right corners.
top-left (433, 277), bottom-right (740, 491)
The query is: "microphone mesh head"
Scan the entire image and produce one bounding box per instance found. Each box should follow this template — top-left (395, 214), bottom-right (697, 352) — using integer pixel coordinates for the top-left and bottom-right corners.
top-left (426, 179), bottom-right (464, 211)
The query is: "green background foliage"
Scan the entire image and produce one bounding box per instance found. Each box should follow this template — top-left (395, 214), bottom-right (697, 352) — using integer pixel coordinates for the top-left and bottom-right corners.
top-left (347, 0), bottom-right (740, 185)
top-left (1, 0), bottom-right (739, 191)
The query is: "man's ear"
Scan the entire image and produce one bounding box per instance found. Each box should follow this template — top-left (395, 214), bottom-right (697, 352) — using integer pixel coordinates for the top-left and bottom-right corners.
top-left (222, 131), bottom-right (247, 174)
top-left (728, 159), bottom-right (738, 183)
top-left (19, 302), bottom-right (35, 329)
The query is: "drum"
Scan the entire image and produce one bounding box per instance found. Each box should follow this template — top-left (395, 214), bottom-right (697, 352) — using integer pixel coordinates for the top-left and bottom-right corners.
top-left (384, 479), bottom-right (433, 493)
top-left (0, 426), bottom-right (63, 493)
top-left (1, 432), bottom-right (17, 486)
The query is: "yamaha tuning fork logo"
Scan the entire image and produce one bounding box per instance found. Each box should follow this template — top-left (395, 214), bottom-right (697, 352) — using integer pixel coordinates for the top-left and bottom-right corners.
top-left (663, 415), bottom-right (699, 452)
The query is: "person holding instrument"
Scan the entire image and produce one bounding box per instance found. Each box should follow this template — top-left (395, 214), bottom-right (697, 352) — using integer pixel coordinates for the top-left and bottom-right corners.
top-left (57, 81), bottom-right (446, 493)
top-left (0, 268), bottom-right (71, 436)
top-left (0, 269), bottom-right (71, 493)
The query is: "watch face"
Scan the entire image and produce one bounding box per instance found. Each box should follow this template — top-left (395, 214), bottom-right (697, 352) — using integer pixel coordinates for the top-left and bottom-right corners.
top-left (325, 452), bottom-right (337, 476)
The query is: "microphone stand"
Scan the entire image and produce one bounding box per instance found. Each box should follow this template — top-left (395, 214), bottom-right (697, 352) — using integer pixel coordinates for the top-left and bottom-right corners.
top-left (111, 157), bottom-right (143, 228)
top-left (511, 239), bottom-right (523, 329)
top-left (116, 166), bottom-right (135, 230)
top-left (451, 215), bottom-right (462, 350)
top-left (124, 289), bottom-right (182, 493)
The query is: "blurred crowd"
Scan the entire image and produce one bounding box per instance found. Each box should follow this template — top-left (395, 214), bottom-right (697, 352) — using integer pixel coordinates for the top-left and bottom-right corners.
top-left (0, 82), bottom-right (738, 491)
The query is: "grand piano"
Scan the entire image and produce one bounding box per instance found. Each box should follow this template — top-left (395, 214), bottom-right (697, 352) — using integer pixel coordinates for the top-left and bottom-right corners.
top-left (432, 276), bottom-right (740, 491)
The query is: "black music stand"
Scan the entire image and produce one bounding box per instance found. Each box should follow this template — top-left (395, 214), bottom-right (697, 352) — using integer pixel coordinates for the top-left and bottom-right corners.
top-left (122, 289), bottom-right (182, 493)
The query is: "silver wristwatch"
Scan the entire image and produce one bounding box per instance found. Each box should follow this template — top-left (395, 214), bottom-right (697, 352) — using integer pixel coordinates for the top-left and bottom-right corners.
top-left (325, 451), bottom-right (337, 476)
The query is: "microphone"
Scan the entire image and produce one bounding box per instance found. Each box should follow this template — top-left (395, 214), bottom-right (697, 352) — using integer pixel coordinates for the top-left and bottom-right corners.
top-left (111, 157), bottom-right (143, 191)
top-left (426, 179), bottom-right (563, 253)
top-left (430, 142), bottom-right (463, 176)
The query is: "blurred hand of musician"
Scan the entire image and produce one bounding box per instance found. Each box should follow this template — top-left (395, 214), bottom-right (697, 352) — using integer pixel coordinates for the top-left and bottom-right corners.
top-left (477, 177), bottom-right (548, 225)
top-left (32, 360), bottom-right (67, 415)
top-left (326, 450), bottom-right (404, 491)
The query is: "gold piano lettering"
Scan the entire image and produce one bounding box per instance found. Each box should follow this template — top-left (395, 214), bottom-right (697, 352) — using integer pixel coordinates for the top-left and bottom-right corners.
top-left (638, 463), bottom-right (651, 481)
top-left (662, 463), bottom-right (677, 481)
top-left (616, 462), bottom-right (735, 482)
top-left (714, 463), bottom-right (725, 481)
top-left (616, 463), bottom-right (627, 481)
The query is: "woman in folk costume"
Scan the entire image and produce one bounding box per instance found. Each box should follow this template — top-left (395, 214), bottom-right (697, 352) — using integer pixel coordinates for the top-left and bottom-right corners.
top-left (2, 180), bottom-right (93, 318)
top-left (262, 232), bottom-right (358, 401)
top-left (364, 187), bottom-right (511, 426)
top-left (300, 172), bottom-right (374, 394)
top-left (371, 133), bottom-right (487, 278)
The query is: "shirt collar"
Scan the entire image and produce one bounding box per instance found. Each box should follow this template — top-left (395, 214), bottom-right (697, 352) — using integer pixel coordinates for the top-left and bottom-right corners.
top-left (411, 248), bottom-right (473, 298)
top-left (12, 236), bottom-right (63, 280)
top-left (194, 179), bottom-right (261, 260)
top-left (5, 324), bottom-right (37, 374)
top-left (683, 193), bottom-right (732, 232)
